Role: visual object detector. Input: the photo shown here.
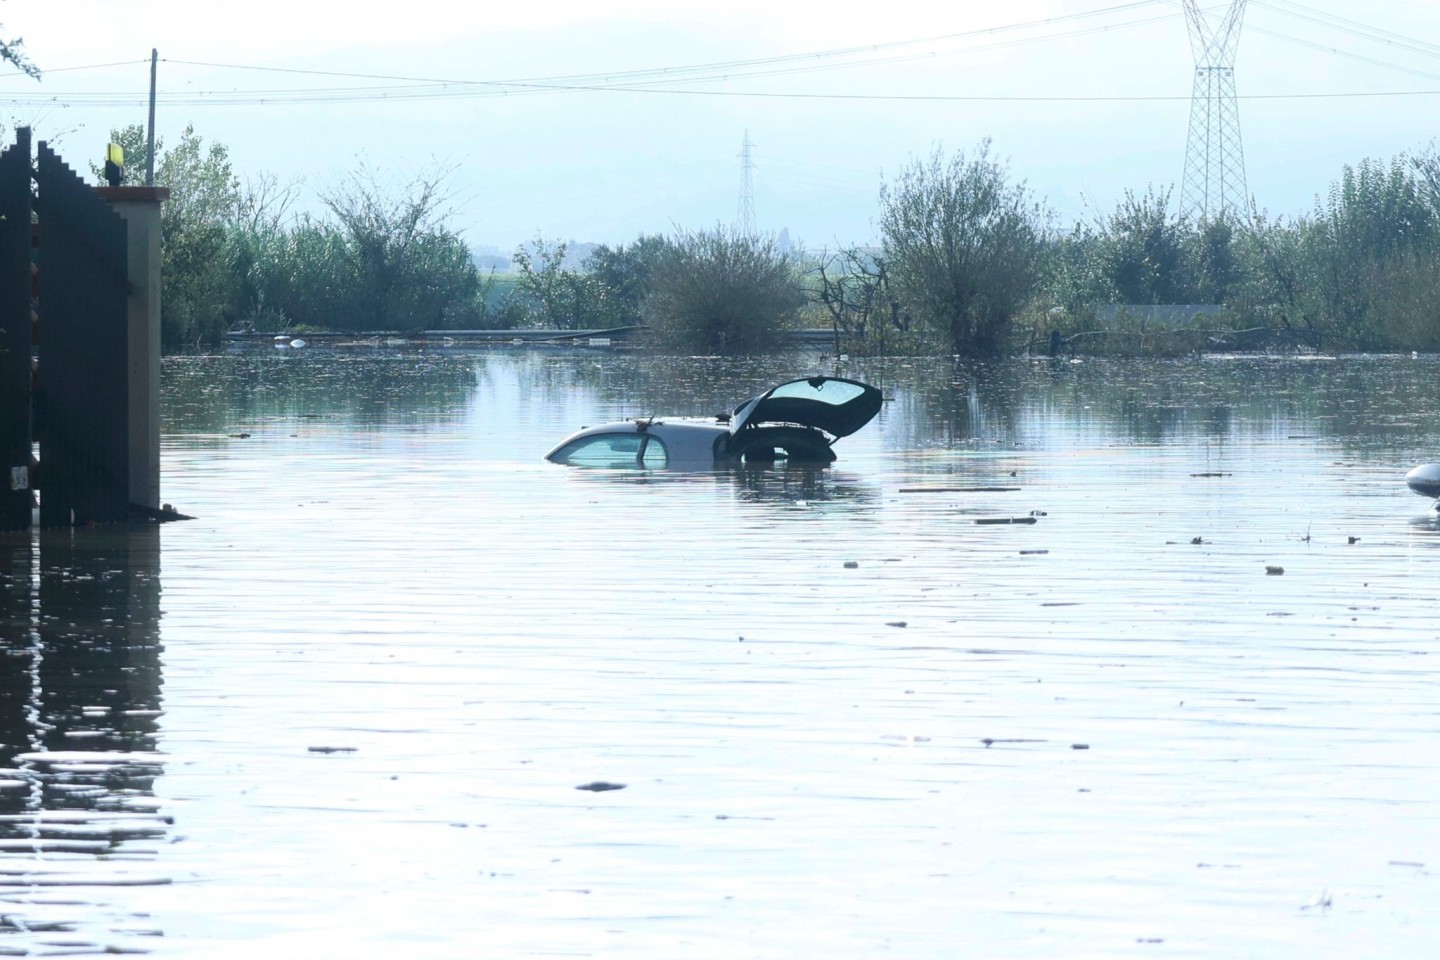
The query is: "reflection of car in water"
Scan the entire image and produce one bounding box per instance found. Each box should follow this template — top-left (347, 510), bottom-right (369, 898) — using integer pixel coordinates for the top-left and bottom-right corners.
top-left (1408, 462), bottom-right (1440, 502)
top-left (544, 377), bottom-right (882, 468)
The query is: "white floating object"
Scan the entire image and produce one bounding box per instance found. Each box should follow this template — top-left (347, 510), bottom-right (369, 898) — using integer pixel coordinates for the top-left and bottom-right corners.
top-left (13, 751), bottom-right (167, 765)
top-left (1407, 462), bottom-right (1440, 498)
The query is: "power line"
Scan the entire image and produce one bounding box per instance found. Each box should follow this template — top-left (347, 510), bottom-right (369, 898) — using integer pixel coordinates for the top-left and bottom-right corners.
top-left (152, 12), bottom-right (1183, 96)
top-left (0, 58), bottom-right (148, 76)
top-left (1249, 26), bottom-right (1440, 83)
top-left (1255, 0), bottom-right (1440, 60)
top-left (9, 86), bottom-right (1440, 108)
top-left (156, 1), bottom-right (1170, 90)
top-left (0, 2), bottom-right (1179, 107)
top-left (7, 3), bottom-right (1440, 108)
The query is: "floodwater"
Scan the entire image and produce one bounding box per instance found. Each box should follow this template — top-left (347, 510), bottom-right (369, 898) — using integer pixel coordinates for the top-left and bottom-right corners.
top-left (3, 349), bottom-right (1439, 958)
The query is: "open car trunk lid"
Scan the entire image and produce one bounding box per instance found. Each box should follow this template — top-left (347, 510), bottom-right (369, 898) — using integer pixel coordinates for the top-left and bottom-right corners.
top-left (730, 377), bottom-right (883, 441)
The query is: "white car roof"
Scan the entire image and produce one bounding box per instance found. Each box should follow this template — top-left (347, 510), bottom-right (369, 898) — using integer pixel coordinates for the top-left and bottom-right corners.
top-left (545, 418), bottom-right (728, 465)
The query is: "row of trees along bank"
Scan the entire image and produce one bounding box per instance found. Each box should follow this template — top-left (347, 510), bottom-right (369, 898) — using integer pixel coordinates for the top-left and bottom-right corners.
top-left (107, 125), bottom-right (1440, 355)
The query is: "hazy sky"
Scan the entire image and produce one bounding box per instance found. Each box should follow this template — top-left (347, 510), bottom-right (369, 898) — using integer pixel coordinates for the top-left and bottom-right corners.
top-left (3, 0), bottom-right (1440, 252)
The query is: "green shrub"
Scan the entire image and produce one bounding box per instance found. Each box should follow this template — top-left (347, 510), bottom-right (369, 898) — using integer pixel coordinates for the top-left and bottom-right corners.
top-left (642, 228), bottom-right (804, 354)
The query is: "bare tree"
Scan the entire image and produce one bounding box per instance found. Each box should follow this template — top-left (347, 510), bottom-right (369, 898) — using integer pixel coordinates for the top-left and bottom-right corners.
top-left (814, 248), bottom-right (909, 354)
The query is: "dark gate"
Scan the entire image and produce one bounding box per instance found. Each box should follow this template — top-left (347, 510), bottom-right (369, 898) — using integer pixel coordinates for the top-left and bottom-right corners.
top-left (0, 131), bottom-right (136, 531)
top-left (0, 129), bottom-right (32, 531)
top-left (35, 142), bottom-right (130, 527)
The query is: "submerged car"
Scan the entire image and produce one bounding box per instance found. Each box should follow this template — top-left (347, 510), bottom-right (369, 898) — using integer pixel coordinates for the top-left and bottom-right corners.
top-left (1407, 462), bottom-right (1440, 500)
top-left (544, 376), bottom-right (883, 468)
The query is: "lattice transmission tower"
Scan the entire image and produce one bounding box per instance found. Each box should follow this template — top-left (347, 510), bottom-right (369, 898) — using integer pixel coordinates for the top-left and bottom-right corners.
top-left (1179, 0), bottom-right (1249, 221)
top-left (735, 131), bottom-right (757, 236)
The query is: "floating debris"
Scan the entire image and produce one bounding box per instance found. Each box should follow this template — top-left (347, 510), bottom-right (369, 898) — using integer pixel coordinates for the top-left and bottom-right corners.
top-left (1071, 743), bottom-right (1091, 750)
top-left (1348, 536), bottom-right (1360, 544)
top-left (886, 621), bottom-right (908, 628)
top-left (575, 781), bottom-right (626, 792)
top-left (0, 874), bottom-right (173, 887)
top-left (980, 738), bottom-right (1047, 748)
top-left (898, 487), bottom-right (1021, 494)
top-left (843, 560), bottom-right (859, 569)
top-left (1191, 472), bottom-right (1232, 478)
top-left (307, 746), bottom-right (357, 754)
top-left (14, 751), bottom-right (166, 766)
top-left (1265, 565), bottom-right (1285, 575)
top-left (976, 517), bottom-right (1038, 525)
top-left (1019, 549), bottom-right (1049, 555)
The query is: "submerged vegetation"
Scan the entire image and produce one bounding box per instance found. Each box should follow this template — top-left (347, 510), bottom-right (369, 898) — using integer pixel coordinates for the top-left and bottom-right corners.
top-left (105, 122), bottom-right (1440, 355)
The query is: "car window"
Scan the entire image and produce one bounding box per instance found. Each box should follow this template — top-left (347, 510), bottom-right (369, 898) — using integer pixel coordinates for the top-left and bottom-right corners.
top-left (551, 432), bottom-right (667, 468)
top-left (768, 379), bottom-right (868, 405)
top-left (640, 436), bottom-right (669, 467)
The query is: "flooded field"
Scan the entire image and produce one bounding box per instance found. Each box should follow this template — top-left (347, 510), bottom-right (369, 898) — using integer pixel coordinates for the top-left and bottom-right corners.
top-left (3, 349), bottom-right (1439, 958)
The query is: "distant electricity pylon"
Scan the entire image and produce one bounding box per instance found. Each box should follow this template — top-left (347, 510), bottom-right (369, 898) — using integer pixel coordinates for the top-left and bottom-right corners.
top-left (735, 131), bottom-right (757, 236)
top-left (1179, 0), bottom-right (1249, 221)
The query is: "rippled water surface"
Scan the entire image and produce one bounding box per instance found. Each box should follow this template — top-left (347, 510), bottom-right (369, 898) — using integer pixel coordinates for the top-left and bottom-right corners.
top-left (3, 349), bottom-right (1440, 958)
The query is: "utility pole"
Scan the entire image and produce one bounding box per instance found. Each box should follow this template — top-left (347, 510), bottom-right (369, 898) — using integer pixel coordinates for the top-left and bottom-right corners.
top-left (145, 49), bottom-right (157, 186)
top-left (735, 131), bottom-right (756, 237)
top-left (1179, 1), bottom-right (1248, 221)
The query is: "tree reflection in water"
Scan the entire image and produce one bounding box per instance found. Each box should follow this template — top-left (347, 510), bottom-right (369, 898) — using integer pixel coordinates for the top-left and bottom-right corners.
top-left (0, 527), bottom-right (169, 954)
